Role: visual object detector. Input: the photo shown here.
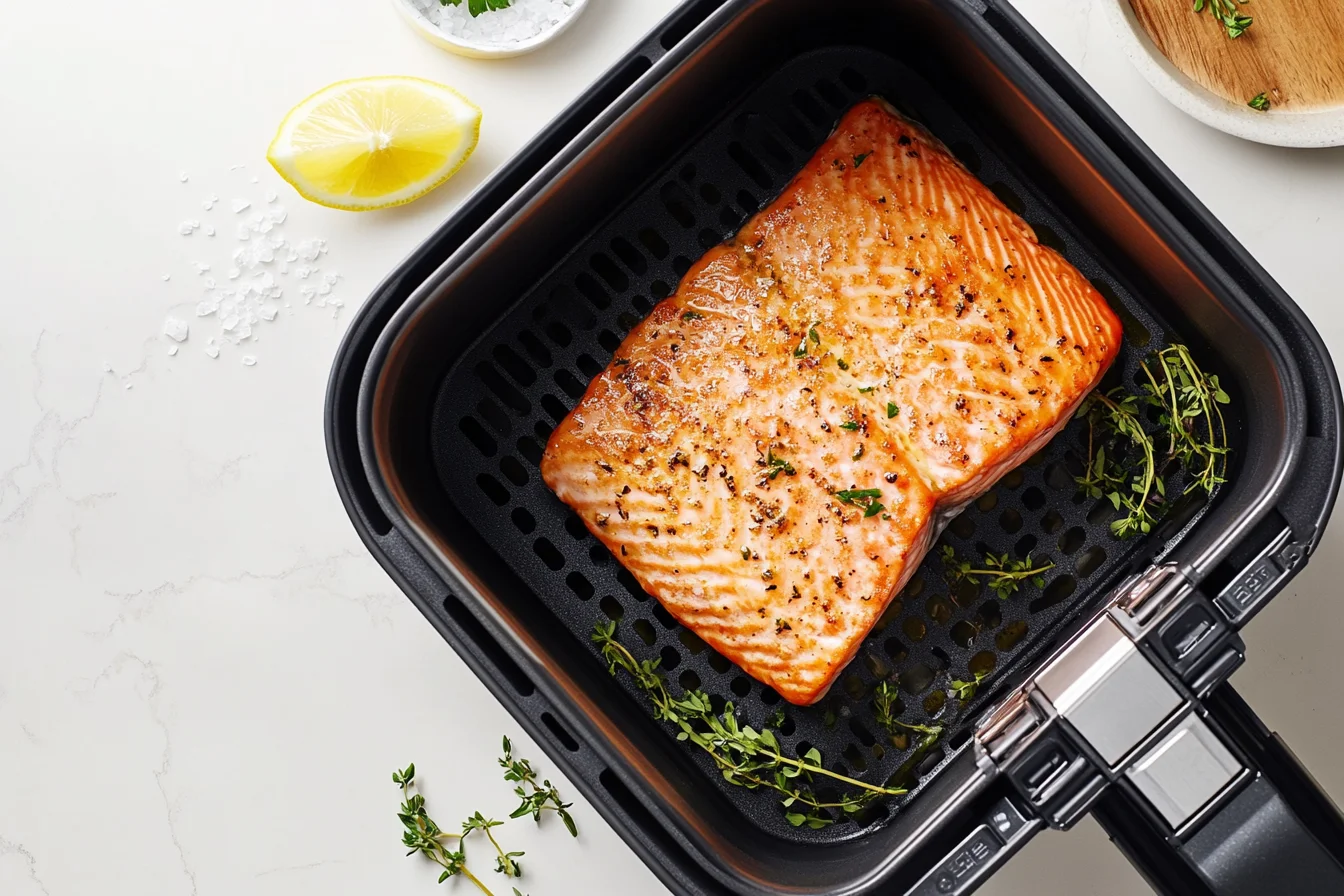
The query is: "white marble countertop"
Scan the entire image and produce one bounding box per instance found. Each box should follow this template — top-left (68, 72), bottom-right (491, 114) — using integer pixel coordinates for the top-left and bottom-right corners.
top-left (2, 2), bottom-right (1342, 894)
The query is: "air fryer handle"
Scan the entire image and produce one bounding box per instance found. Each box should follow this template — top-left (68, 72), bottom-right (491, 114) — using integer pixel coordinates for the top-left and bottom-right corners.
top-left (1100, 685), bottom-right (1344, 895)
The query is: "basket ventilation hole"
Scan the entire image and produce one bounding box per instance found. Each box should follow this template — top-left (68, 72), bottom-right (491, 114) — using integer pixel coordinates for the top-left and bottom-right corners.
top-left (672, 256), bottom-right (692, 278)
top-left (1030, 575), bottom-right (1078, 612)
top-left (1000, 469), bottom-right (1025, 489)
top-left (698, 228), bottom-right (720, 250)
top-left (901, 663), bottom-right (934, 695)
top-left (731, 676), bottom-right (752, 697)
top-left (843, 743), bottom-right (868, 772)
top-left (493, 344), bottom-right (536, 386)
top-left (575, 273), bottom-right (611, 310)
top-left (1041, 509), bottom-right (1065, 534)
top-left (929, 647), bottom-right (951, 671)
top-left (540, 394), bottom-right (569, 424)
top-left (842, 674), bottom-right (865, 700)
top-left (517, 330), bottom-right (553, 367)
top-left (599, 595), bottom-right (623, 622)
top-left (839, 67), bottom-right (868, 92)
top-left (541, 712), bottom-right (580, 752)
top-left (610, 237), bottom-right (648, 275)
top-left (680, 669), bottom-right (701, 692)
top-left (650, 280), bottom-right (672, 300)
top-left (591, 254), bottom-right (629, 292)
top-left (884, 638), bottom-right (909, 662)
top-left (598, 329), bottom-right (622, 353)
top-left (699, 182), bottom-right (722, 205)
top-left (659, 182), bottom-right (697, 228)
top-left (1021, 487), bottom-right (1046, 511)
top-left (500, 456), bottom-right (528, 487)
top-left (516, 436), bottom-right (543, 467)
top-left (1014, 534), bottom-right (1037, 557)
top-left (969, 651), bottom-right (997, 677)
top-left (1059, 527), bottom-right (1086, 554)
top-left (849, 717), bottom-right (877, 748)
top-left (949, 141), bottom-right (982, 173)
top-left (532, 538), bottom-right (564, 571)
top-left (1076, 546), bottom-right (1108, 577)
top-left (554, 370), bottom-right (586, 400)
top-left (678, 628), bottom-right (707, 654)
top-left (544, 320), bottom-right (572, 347)
top-left (510, 507), bottom-right (536, 535)
top-left (902, 618), bottom-right (927, 643)
top-left (659, 646), bottom-right (681, 670)
top-left (460, 417), bottom-right (497, 457)
top-left (727, 142), bottom-right (772, 190)
top-left (476, 473), bottom-right (508, 507)
top-left (813, 78), bottom-right (846, 109)
top-left (565, 571), bottom-right (594, 601)
top-left (680, 163), bottom-right (697, 182)
top-left (638, 227), bottom-right (669, 260)
top-left (475, 362), bottom-right (531, 414)
top-left (737, 190), bottom-right (760, 214)
top-left (924, 690), bottom-right (947, 716)
top-left (976, 601), bottom-right (1004, 631)
top-left (633, 619), bottom-right (657, 646)
top-left (948, 515), bottom-right (976, 539)
top-left (477, 397), bottom-right (511, 434)
top-left (720, 207), bottom-right (744, 230)
top-left (615, 567), bottom-right (648, 602)
top-left (707, 650), bottom-right (732, 675)
top-left (998, 508), bottom-right (1023, 534)
top-left (576, 353), bottom-right (603, 379)
top-left (976, 492), bottom-right (998, 513)
top-left (651, 603), bottom-right (677, 629)
top-left (791, 89), bottom-right (828, 126)
top-left (997, 620), bottom-right (1030, 651)
top-left (588, 544), bottom-right (609, 566)
top-left (1088, 500), bottom-right (1117, 526)
top-left (950, 619), bottom-right (979, 649)
top-left (563, 513), bottom-right (589, 541)
top-left (760, 687), bottom-right (782, 706)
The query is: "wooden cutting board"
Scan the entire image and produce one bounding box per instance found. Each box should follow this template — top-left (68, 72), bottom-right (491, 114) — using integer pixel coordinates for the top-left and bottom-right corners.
top-left (1129, 0), bottom-right (1344, 110)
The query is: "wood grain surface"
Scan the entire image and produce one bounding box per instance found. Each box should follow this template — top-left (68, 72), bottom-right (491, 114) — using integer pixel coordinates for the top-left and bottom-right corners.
top-left (1129, 0), bottom-right (1344, 110)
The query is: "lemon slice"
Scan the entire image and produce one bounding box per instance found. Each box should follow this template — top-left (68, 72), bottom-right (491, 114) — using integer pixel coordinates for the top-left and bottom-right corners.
top-left (267, 76), bottom-right (482, 211)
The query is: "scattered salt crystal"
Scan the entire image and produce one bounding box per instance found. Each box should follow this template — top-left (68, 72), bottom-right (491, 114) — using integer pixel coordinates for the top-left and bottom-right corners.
top-left (161, 273), bottom-right (171, 281)
top-left (266, 190), bottom-right (278, 203)
top-left (195, 262), bottom-right (211, 274)
top-left (203, 196), bottom-right (217, 211)
top-left (205, 225), bottom-right (216, 237)
top-left (241, 356), bottom-right (257, 366)
top-left (179, 172), bottom-right (189, 183)
top-left (296, 265), bottom-right (314, 280)
top-left (410, 0), bottom-right (580, 48)
top-left (196, 299), bottom-right (218, 317)
top-left (232, 199), bottom-right (251, 213)
top-left (230, 164), bottom-right (244, 171)
top-left (236, 223), bottom-right (251, 241)
top-left (228, 267), bottom-right (241, 280)
top-left (102, 362), bottom-right (114, 373)
top-left (163, 317), bottom-right (190, 342)
top-left (167, 345), bottom-right (179, 357)
top-left (205, 345), bottom-right (220, 359)
top-left (250, 176), bottom-right (259, 184)
top-left (179, 220), bottom-right (200, 235)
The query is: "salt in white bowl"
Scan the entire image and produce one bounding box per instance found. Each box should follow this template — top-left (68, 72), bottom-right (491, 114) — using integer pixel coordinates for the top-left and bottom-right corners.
top-left (393, 0), bottom-right (590, 59)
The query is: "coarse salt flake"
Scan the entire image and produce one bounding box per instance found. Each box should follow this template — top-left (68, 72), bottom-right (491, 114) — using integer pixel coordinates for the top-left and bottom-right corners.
top-left (241, 356), bottom-right (257, 366)
top-left (163, 317), bottom-right (190, 342)
top-left (232, 199), bottom-right (251, 213)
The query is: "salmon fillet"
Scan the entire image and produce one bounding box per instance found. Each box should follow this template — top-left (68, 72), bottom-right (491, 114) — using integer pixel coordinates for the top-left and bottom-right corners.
top-left (542, 99), bottom-right (1122, 705)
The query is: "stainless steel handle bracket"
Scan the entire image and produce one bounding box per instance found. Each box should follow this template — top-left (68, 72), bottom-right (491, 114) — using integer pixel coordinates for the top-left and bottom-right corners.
top-left (976, 564), bottom-right (1251, 835)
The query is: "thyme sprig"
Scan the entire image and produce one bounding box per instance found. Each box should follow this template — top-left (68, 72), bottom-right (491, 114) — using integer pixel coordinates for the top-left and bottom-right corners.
top-left (940, 545), bottom-right (1054, 599)
top-left (948, 670), bottom-right (990, 702)
top-left (1194, 0), bottom-right (1253, 39)
top-left (395, 765), bottom-right (514, 894)
top-left (500, 737), bottom-right (578, 837)
top-left (592, 621), bottom-right (906, 828)
top-left (872, 682), bottom-right (944, 750)
top-left (1076, 344), bottom-right (1230, 539)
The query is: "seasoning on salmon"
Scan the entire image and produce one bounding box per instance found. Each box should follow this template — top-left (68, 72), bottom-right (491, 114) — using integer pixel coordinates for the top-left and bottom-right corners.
top-left (542, 99), bottom-right (1122, 705)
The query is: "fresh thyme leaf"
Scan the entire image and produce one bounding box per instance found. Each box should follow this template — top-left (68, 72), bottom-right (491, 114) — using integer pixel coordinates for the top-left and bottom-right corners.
top-left (1194, 0), bottom-right (1253, 38)
top-left (592, 621), bottom-right (905, 828)
top-left (1248, 92), bottom-right (1271, 111)
top-left (863, 501), bottom-right (886, 518)
top-left (948, 670), bottom-right (989, 702)
top-left (837, 358), bottom-right (850, 371)
top-left (887, 402), bottom-right (899, 418)
top-left (440, 0), bottom-right (513, 16)
top-left (858, 385), bottom-right (875, 394)
top-left (940, 545), bottom-right (1054, 599)
top-left (839, 420), bottom-right (861, 431)
top-left (872, 682), bottom-right (944, 749)
top-left (395, 765), bottom-right (508, 895)
top-left (764, 448), bottom-right (796, 480)
top-left (1075, 344), bottom-right (1230, 539)
top-left (500, 736), bottom-right (578, 838)
top-left (809, 326), bottom-right (821, 345)
top-left (835, 488), bottom-right (882, 503)
top-left (853, 152), bottom-right (871, 168)
top-left (682, 310), bottom-right (705, 322)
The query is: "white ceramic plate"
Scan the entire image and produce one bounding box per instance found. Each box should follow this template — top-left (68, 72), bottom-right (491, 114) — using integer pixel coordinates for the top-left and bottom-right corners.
top-left (1102, 0), bottom-right (1344, 148)
top-left (392, 0), bottom-right (590, 59)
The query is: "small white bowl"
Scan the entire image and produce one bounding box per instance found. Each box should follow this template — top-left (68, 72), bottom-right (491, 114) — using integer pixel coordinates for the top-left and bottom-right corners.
top-left (393, 0), bottom-right (590, 59)
top-left (1102, 0), bottom-right (1344, 148)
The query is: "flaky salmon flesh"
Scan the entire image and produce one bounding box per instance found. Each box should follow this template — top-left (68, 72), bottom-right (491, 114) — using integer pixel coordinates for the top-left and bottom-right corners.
top-left (542, 99), bottom-right (1122, 705)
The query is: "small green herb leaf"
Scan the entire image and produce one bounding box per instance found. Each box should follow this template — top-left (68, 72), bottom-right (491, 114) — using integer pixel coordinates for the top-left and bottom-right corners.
top-left (1248, 92), bottom-right (1271, 111)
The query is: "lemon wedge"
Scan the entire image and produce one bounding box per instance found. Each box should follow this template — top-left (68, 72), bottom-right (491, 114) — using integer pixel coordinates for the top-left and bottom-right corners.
top-left (267, 76), bottom-right (482, 211)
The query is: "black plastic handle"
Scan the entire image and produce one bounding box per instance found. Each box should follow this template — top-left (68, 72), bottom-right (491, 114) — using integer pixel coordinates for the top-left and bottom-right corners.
top-left (1095, 685), bottom-right (1344, 896)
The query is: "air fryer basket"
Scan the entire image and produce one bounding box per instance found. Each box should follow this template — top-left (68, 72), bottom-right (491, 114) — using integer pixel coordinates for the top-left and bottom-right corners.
top-left (333, 1), bottom-right (1343, 894)
top-left (428, 44), bottom-right (1226, 838)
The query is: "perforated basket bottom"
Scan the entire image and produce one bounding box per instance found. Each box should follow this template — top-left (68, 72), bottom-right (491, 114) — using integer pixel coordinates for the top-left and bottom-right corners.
top-left (431, 47), bottom-right (1204, 840)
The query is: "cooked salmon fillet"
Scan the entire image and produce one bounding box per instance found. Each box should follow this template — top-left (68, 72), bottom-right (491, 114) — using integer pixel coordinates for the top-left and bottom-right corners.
top-left (542, 99), bottom-right (1122, 705)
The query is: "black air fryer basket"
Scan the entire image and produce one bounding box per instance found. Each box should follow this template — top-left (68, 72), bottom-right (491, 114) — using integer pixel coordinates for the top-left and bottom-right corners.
top-left (327, 2), bottom-right (1344, 893)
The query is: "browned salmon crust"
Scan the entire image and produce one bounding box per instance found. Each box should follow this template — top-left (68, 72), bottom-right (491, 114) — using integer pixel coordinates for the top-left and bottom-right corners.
top-left (542, 100), bottom-right (1122, 705)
